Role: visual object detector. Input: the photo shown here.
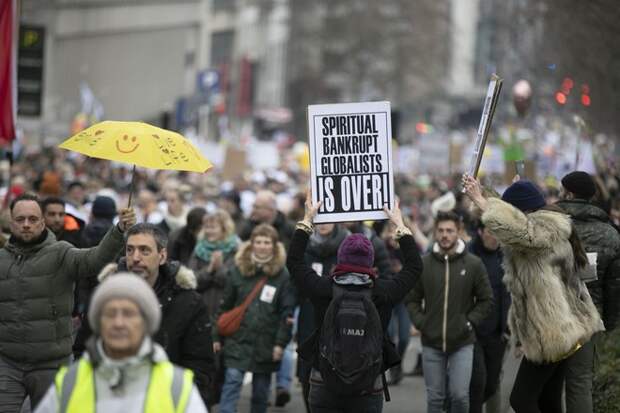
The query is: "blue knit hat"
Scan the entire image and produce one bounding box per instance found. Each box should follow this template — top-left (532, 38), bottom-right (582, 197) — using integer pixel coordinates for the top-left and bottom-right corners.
top-left (501, 180), bottom-right (545, 212)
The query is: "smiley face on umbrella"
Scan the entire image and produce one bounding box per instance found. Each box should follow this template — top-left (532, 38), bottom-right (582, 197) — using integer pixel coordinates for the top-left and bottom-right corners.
top-left (59, 120), bottom-right (212, 173)
top-left (116, 135), bottom-right (140, 153)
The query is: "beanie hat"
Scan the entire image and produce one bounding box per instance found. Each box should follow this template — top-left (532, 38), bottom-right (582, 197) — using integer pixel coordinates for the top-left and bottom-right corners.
top-left (92, 196), bottom-right (117, 219)
top-left (561, 171), bottom-right (596, 200)
top-left (501, 180), bottom-right (546, 212)
top-left (337, 233), bottom-right (374, 269)
top-left (89, 273), bottom-right (161, 335)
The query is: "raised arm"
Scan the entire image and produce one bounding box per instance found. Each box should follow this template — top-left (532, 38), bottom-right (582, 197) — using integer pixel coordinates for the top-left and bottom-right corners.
top-left (62, 208), bottom-right (137, 280)
top-left (377, 200), bottom-right (424, 304)
top-left (286, 191), bottom-right (331, 299)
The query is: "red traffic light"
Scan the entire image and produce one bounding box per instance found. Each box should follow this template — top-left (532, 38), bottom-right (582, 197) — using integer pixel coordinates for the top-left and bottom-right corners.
top-left (581, 94), bottom-right (591, 106)
top-left (555, 91), bottom-right (567, 105)
top-left (562, 77), bottom-right (574, 89)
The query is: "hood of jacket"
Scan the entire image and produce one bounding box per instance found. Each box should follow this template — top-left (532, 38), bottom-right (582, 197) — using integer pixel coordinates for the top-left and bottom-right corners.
top-left (556, 199), bottom-right (611, 224)
top-left (235, 240), bottom-right (286, 278)
top-left (98, 259), bottom-right (197, 290)
top-left (430, 239), bottom-right (467, 262)
top-left (307, 225), bottom-right (350, 259)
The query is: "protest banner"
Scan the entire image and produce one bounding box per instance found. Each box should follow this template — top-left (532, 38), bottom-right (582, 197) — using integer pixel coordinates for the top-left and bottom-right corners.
top-left (466, 74), bottom-right (503, 178)
top-left (221, 146), bottom-right (247, 180)
top-left (308, 101), bottom-right (394, 223)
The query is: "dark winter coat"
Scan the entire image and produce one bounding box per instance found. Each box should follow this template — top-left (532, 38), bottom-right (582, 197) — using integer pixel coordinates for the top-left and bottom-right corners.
top-left (213, 241), bottom-right (294, 373)
top-left (189, 245), bottom-right (238, 318)
top-left (299, 225), bottom-right (351, 345)
top-left (287, 229), bottom-right (424, 376)
top-left (0, 226), bottom-right (125, 367)
top-left (99, 260), bottom-right (215, 403)
top-left (407, 240), bottom-right (493, 353)
top-left (56, 229), bottom-right (86, 248)
top-left (83, 217), bottom-right (114, 248)
top-left (557, 199), bottom-right (620, 330)
top-left (468, 235), bottom-right (510, 339)
top-left (238, 211), bottom-right (296, 248)
top-left (168, 226), bottom-right (199, 266)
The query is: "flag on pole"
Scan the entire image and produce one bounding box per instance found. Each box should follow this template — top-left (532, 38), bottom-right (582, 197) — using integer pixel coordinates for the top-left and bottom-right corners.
top-left (0, 0), bottom-right (17, 145)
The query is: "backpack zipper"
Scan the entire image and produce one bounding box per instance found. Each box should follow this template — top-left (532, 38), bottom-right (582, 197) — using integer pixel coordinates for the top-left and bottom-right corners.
top-left (442, 255), bottom-right (449, 353)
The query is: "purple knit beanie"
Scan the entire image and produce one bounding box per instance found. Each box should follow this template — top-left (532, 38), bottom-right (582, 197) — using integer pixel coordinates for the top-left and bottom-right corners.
top-left (337, 233), bottom-right (374, 268)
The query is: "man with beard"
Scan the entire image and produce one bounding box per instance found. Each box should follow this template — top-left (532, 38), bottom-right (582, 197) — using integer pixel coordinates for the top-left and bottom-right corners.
top-left (406, 211), bottom-right (492, 413)
top-left (97, 223), bottom-right (214, 407)
top-left (0, 193), bottom-right (135, 411)
top-left (41, 197), bottom-right (85, 247)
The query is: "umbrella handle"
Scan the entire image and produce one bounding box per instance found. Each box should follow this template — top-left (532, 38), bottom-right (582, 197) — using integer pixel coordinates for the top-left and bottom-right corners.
top-left (127, 164), bottom-right (137, 208)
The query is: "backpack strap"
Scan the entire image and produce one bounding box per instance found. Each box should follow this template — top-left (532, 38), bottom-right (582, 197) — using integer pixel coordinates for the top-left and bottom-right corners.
top-left (381, 371), bottom-right (391, 402)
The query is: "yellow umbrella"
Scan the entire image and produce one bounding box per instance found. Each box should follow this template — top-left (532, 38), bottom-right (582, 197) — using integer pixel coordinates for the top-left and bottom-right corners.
top-left (59, 121), bottom-right (213, 205)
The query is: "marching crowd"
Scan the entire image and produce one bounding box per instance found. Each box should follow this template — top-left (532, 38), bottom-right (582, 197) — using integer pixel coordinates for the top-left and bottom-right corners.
top-left (0, 145), bottom-right (619, 413)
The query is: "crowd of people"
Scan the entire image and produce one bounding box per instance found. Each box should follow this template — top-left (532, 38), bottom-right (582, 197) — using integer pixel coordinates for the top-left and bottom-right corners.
top-left (0, 140), bottom-right (619, 413)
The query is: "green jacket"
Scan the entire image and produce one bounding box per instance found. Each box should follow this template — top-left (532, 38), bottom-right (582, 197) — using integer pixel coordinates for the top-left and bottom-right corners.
top-left (406, 240), bottom-right (493, 353)
top-left (0, 226), bottom-right (125, 367)
top-left (213, 241), bottom-right (294, 373)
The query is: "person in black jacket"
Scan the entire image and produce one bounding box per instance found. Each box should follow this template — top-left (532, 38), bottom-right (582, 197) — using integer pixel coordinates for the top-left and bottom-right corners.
top-left (557, 171), bottom-right (620, 413)
top-left (297, 223), bottom-right (350, 411)
top-left (168, 206), bottom-right (207, 265)
top-left (468, 221), bottom-right (510, 413)
top-left (73, 195), bottom-right (118, 358)
top-left (238, 190), bottom-right (295, 248)
top-left (83, 195), bottom-right (117, 247)
top-left (97, 223), bottom-right (215, 407)
top-left (41, 196), bottom-right (86, 248)
top-left (286, 195), bottom-right (423, 413)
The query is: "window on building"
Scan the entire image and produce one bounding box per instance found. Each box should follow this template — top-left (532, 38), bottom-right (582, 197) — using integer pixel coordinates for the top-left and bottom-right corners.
top-left (210, 30), bottom-right (235, 66)
top-left (212, 0), bottom-right (236, 12)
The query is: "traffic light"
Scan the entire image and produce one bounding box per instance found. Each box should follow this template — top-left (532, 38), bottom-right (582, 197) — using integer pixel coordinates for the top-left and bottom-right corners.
top-left (580, 84), bottom-right (591, 107)
top-left (555, 91), bottom-right (567, 105)
top-left (415, 122), bottom-right (433, 134)
top-left (561, 77), bottom-right (574, 95)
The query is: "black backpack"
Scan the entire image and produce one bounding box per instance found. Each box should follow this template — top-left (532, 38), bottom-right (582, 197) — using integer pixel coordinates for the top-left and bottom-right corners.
top-left (318, 282), bottom-right (387, 397)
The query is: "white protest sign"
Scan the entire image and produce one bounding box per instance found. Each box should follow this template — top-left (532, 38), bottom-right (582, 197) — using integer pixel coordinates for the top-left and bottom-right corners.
top-left (466, 74), bottom-right (503, 178)
top-left (308, 101), bottom-right (394, 223)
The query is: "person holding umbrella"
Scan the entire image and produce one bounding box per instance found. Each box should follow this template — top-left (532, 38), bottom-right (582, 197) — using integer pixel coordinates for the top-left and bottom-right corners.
top-left (0, 193), bottom-right (136, 410)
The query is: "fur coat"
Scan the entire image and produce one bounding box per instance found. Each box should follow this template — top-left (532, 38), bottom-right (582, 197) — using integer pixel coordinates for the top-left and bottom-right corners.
top-left (482, 198), bottom-right (604, 363)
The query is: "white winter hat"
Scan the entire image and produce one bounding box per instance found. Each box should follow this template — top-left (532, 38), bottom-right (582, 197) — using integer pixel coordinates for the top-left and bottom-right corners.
top-left (88, 273), bottom-right (161, 335)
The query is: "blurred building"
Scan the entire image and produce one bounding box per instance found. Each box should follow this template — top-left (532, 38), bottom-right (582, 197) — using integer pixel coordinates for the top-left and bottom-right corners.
top-left (19, 0), bottom-right (615, 145)
top-left (18, 0), bottom-right (292, 143)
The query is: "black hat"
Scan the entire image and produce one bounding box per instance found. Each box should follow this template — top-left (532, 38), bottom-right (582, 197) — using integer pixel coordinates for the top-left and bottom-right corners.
top-left (561, 171), bottom-right (596, 200)
top-left (501, 180), bottom-right (546, 212)
top-left (91, 196), bottom-right (117, 219)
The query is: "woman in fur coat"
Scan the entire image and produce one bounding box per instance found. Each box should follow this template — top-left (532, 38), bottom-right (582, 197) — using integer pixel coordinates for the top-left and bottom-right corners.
top-left (463, 175), bottom-right (604, 413)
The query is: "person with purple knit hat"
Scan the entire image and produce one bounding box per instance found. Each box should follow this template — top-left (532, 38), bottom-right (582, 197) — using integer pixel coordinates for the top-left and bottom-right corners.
top-left (286, 192), bottom-right (423, 412)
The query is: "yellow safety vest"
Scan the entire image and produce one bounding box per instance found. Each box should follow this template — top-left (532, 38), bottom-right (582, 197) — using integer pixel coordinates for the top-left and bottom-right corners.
top-left (54, 358), bottom-right (194, 413)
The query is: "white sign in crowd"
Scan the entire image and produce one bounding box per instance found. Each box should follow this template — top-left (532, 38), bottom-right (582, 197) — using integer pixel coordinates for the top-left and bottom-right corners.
top-left (308, 101), bottom-right (394, 223)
